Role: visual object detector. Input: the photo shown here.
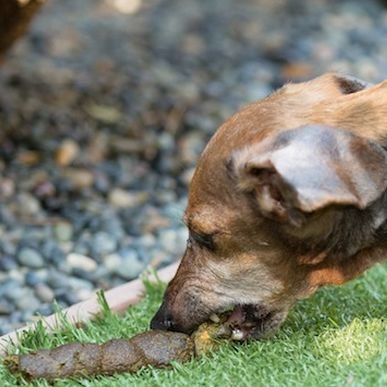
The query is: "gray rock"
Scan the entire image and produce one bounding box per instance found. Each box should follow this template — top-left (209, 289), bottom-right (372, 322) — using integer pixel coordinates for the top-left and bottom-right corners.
top-left (46, 270), bottom-right (71, 289)
top-left (0, 318), bottom-right (15, 336)
top-left (160, 228), bottom-right (188, 254)
top-left (66, 253), bottom-right (97, 272)
top-left (17, 193), bottom-right (41, 216)
top-left (116, 250), bottom-right (146, 280)
top-left (0, 256), bottom-right (17, 271)
top-left (35, 304), bottom-right (54, 317)
top-left (104, 250), bottom-right (146, 279)
top-left (25, 271), bottom-right (45, 286)
top-left (54, 222), bottom-right (73, 242)
top-left (119, 253), bottom-right (146, 280)
top-left (0, 239), bottom-right (16, 256)
top-left (67, 277), bottom-right (94, 291)
top-left (18, 248), bottom-right (45, 268)
top-left (8, 288), bottom-right (40, 311)
top-left (93, 231), bottom-right (117, 256)
top-left (34, 283), bottom-right (55, 303)
top-left (15, 296), bottom-right (40, 312)
top-left (0, 300), bottom-right (13, 315)
top-left (0, 279), bottom-right (21, 297)
top-left (103, 254), bottom-right (121, 273)
top-left (108, 188), bottom-right (149, 208)
top-left (77, 288), bottom-right (94, 301)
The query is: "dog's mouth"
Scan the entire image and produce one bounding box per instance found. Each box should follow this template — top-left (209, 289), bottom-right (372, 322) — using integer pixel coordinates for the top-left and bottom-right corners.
top-left (208, 303), bottom-right (284, 341)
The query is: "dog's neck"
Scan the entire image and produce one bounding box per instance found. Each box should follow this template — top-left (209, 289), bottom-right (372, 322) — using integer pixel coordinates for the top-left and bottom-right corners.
top-left (281, 191), bottom-right (387, 264)
top-left (327, 191), bottom-right (387, 260)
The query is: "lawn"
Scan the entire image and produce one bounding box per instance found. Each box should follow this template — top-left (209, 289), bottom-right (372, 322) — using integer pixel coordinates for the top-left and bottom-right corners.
top-left (1, 262), bottom-right (386, 387)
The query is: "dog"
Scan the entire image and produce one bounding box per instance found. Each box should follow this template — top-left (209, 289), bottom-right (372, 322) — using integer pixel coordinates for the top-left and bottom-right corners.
top-left (150, 73), bottom-right (387, 340)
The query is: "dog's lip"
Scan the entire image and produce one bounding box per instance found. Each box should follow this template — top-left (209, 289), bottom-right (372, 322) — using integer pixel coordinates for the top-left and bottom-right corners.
top-left (210, 303), bottom-right (274, 341)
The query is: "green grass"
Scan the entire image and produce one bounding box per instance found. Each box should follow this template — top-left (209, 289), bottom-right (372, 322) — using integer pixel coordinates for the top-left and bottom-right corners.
top-left (1, 263), bottom-right (386, 387)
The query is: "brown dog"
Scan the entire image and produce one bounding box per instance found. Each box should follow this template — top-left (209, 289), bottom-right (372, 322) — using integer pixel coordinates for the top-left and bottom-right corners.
top-left (151, 73), bottom-right (387, 340)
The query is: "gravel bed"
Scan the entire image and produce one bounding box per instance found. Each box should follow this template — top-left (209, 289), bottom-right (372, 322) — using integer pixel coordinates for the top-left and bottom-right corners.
top-left (1, 0), bottom-right (387, 334)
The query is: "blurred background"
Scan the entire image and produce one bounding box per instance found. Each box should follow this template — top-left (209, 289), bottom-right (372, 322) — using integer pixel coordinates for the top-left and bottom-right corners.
top-left (1, 0), bottom-right (387, 334)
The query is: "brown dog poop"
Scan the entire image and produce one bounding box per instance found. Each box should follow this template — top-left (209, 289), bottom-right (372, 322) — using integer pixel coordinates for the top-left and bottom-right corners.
top-left (4, 324), bottom-right (227, 381)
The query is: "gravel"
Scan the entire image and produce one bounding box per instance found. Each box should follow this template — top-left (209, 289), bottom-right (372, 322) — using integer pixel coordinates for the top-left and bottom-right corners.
top-left (17, 248), bottom-right (45, 269)
top-left (1, 0), bottom-right (387, 334)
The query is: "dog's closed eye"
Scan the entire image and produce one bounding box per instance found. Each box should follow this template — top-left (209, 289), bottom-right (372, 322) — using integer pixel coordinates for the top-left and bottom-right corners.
top-left (188, 229), bottom-right (215, 251)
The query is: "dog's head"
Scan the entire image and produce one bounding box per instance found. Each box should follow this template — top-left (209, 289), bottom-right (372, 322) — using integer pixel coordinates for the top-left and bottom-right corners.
top-left (151, 73), bottom-right (387, 339)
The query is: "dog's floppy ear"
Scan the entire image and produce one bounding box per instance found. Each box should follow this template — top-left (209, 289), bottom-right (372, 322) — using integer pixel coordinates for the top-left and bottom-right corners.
top-left (333, 73), bottom-right (370, 94)
top-left (233, 125), bottom-right (387, 226)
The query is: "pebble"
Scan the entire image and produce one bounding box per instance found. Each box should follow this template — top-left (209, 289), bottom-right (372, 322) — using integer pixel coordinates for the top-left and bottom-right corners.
top-left (55, 139), bottom-right (79, 166)
top-left (0, 256), bottom-right (18, 271)
top-left (16, 296), bottom-right (40, 312)
top-left (103, 253), bottom-right (121, 273)
top-left (34, 283), bottom-right (55, 303)
top-left (16, 193), bottom-right (41, 216)
top-left (63, 168), bottom-right (94, 189)
top-left (104, 250), bottom-right (146, 279)
top-left (67, 253), bottom-right (97, 272)
top-left (54, 221), bottom-right (73, 242)
top-left (0, 279), bottom-right (21, 298)
top-left (0, 300), bottom-right (13, 315)
top-left (17, 247), bottom-right (45, 268)
top-left (92, 231), bottom-right (117, 256)
top-left (25, 271), bottom-right (46, 286)
top-left (108, 188), bottom-right (149, 208)
top-left (118, 256), bottom-right (146, 280)
top-left (159, 228), bottom-right (186, 255)
top-left (8, 288), bottom-right (41, 312)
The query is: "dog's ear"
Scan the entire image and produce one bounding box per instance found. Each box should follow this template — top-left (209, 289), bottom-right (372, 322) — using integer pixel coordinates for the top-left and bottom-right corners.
top-left (233, 125), bottom-right (387, 226)
top-left (333, 74), bottom-right (370, 94)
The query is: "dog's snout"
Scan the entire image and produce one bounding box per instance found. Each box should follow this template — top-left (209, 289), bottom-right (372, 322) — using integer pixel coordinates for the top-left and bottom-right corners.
top-left (150, 301), bottom-right (176, 331)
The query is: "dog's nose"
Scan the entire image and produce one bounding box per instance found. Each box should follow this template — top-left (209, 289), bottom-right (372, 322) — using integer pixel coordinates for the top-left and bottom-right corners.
top-left (150, 301), bottom-right (176, 331)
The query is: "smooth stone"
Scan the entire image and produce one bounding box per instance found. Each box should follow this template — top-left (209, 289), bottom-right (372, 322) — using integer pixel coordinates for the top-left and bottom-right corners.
top-left (0, 239), bottom-right (16, 255)
top-left (35, 304), bottom-right (54, 316)
top-left (137, 234), bottom-right (156, 248)
top-left (0, 300), bottom-right (13, 315)
top-left (103, 253), bottom-right (121, 272)
top-left (93, 231), bottom-right (117, 256)
top-left (63, 168), bottom-right (94, 189)
top-left (118, 253), bottom-right (146, 280)
top-left (34, 283), bottom-right (55, 303)
top-left (159, 229), bottom-right (182, 254)
top-left (77, 288), bottom-right (94, 301)
top-left (18, 247), bottom-right (45, 268)
top-left (104, 250), bottom-right (145, 279)
top-left (25, 271), bottom-right (45, 286)
top-left (0, 319), bottom-right (14, 336)
top-left (55, 139), bottom-right (79, 166)
top-left (54, 222), bottom-right (73, 242)
top-left (10, 289), bottom-right (40, 311)
top-left (108, 188), bottom-right (148, 208)
top-left (17, 193), bottom-right (41, 215)
top-left (46, 270), bottom-right (71, 289)
top-left (67, 277), bottom-right (94, 290)
top-left (0, 256), bottom-right (17, 271)
top-left (118, 259), bottom-right (145, 280)
top-left (8, 269), bottom-right (25, 284)
top-left (67, 253), bottom-right (97, 272)
top-left (0, 279), bottom-right (21, 297)
top-left (55, 290), bottom-right (80, 306)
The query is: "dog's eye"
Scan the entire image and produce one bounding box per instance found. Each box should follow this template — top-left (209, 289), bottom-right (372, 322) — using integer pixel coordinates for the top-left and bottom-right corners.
top-left (188, 229), bottom-right (215, 251)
